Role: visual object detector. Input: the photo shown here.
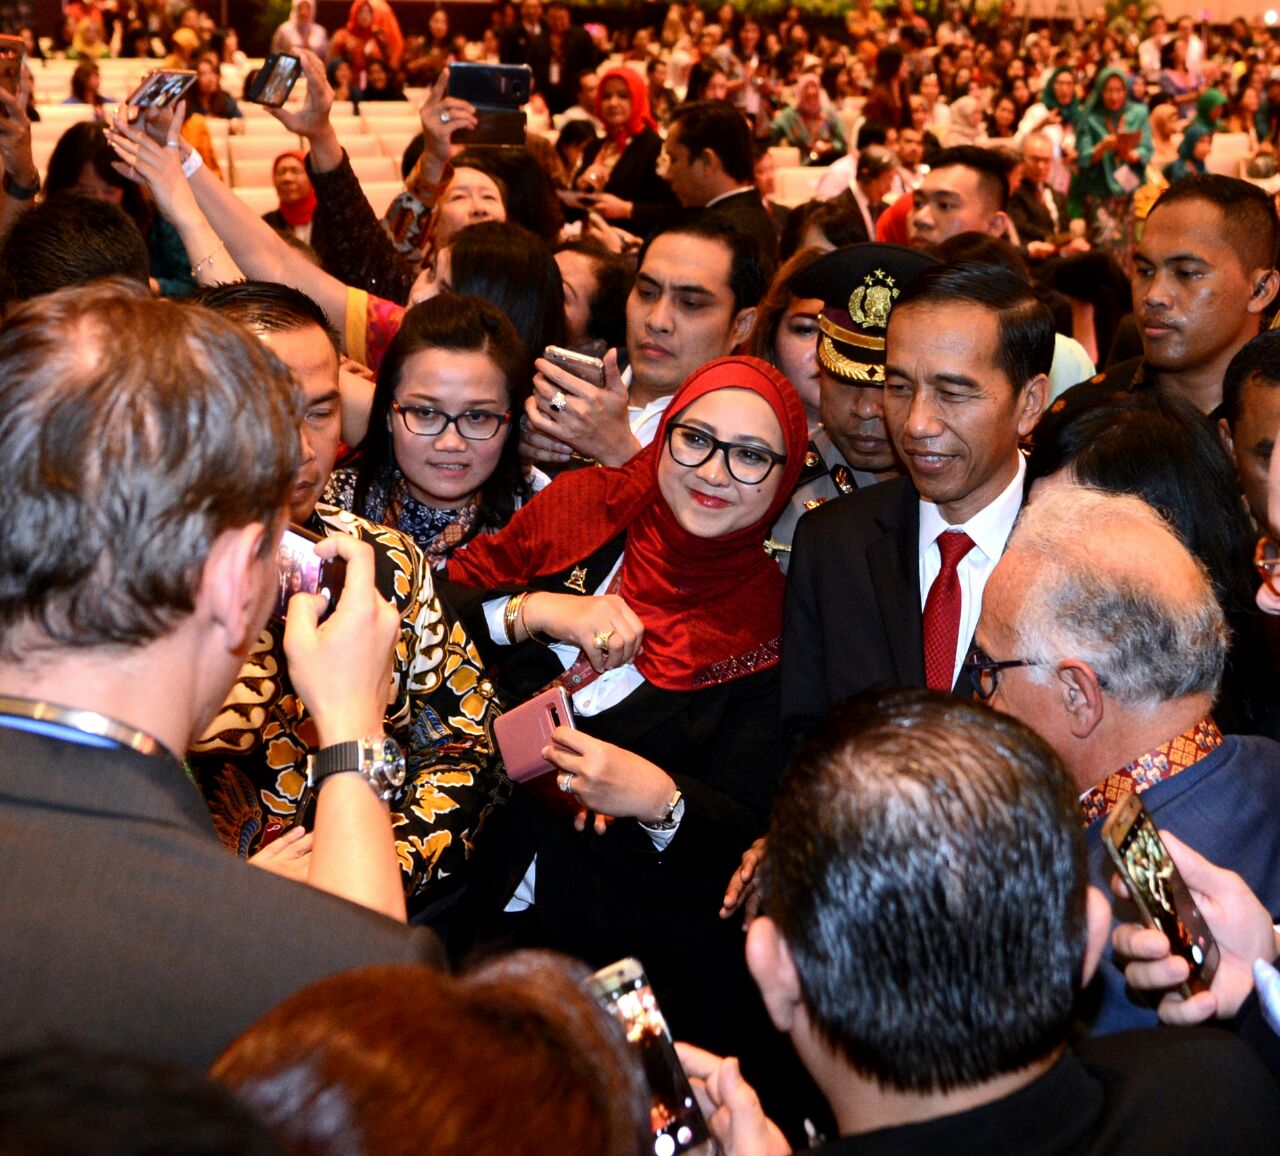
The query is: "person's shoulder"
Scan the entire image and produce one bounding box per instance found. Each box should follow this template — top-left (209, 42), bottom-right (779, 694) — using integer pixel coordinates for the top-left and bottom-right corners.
top-left (800, 474), bottom-right (916, 533)
top-left (314, 503), bottom-right (432, 605)
top-left (1077, 1027), bottom-right (1280, 1148)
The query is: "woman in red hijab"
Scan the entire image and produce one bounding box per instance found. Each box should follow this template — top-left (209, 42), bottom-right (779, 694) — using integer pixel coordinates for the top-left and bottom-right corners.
top-left (261, 150), bottom-right (320, 247)
top-left (326, 0), bottom-right (404, 75)
top-left (446, 356), bottom-right (806, 1061)
top-left (570, 66), bottom-right (678, 234)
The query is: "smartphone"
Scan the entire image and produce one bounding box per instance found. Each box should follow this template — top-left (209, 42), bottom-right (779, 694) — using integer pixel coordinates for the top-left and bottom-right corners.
top-left (126, 69), bottom-right (198, 109)
top-left (1101, 795), bottom-right (1220, 998)
top-left (0, 34), bottom-right (22, 100)
top-left (448, 62), bottom-right (531, 146)
top-left (494, 686), bottom-right (581, 815)
top-left (244, 53), bottom-right (303, 107)
top-left (588, 958), bottom-right (713, 1156)
top-left (273, 524), bottom-right (346, 624)
top-left (446, 61), bottom-right (531, 107)
top-left (544, 344), bottom-right (605, 389)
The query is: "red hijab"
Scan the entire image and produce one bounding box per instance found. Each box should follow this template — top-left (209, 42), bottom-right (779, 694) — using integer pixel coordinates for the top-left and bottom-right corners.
top-left (273, 150), bottom-right (317, 227)
top-left (448, 357), bottom-right (808, 691)
top-left (594, 65), bottom-right (658, 144)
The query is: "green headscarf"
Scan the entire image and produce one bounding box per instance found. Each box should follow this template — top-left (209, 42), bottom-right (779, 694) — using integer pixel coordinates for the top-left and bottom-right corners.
top-left (1194, 87), bottom-right (1228, 129)
top-left (1041, 66), bottom-right (1080, 122)
top-left (1084, 66), bottom-right (1133, 116)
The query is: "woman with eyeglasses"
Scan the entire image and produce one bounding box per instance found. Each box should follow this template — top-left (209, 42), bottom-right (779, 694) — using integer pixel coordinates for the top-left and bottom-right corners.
top-left (445, 356), bottom-right (807, 1065)
top-left (325, 295), bottom-right (533, 567)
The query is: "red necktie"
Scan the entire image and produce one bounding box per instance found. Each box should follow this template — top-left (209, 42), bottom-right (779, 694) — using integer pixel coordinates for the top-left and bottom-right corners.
top-left (923, 531), bottom-right (975, 692)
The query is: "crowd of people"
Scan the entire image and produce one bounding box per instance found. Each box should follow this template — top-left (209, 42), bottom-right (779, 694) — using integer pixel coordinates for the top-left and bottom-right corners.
top-left (4, 0), bottom-right (1280, 1152)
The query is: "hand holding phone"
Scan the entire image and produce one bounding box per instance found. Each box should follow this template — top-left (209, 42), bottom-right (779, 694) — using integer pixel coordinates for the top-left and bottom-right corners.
top-left (125, 69), bottom-right (198, 109)
top-left (494, 686), bottom-right (581, 817)
top-left (245, 53), bottom-right (303, 108)
top-left (1102, 796), bottom-right (1220, 998)
top-left (445, 62), bottom-right (530, 146)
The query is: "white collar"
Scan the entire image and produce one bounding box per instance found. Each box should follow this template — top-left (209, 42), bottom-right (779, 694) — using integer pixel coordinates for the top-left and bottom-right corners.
top-left (705, 185), bottom-right (755, 208)
top-left (918, 451), bottom-right (1025, 563)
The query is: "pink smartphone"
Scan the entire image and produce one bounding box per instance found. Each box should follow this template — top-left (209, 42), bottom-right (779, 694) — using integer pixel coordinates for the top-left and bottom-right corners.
top-left (494, 687), bottom-right (580, 815)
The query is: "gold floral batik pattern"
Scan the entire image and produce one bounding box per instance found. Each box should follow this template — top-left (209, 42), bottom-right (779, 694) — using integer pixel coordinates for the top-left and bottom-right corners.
top-left (191, 503), bottom-right (506, 910)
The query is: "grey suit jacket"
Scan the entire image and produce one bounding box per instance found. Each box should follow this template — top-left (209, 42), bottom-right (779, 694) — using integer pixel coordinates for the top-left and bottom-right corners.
top-left (0, 728), bottom-right (439, 1069)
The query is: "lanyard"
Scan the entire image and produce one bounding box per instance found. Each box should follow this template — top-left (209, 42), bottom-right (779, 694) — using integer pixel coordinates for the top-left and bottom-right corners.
top-left (0, 695), bottom-right (167, 757)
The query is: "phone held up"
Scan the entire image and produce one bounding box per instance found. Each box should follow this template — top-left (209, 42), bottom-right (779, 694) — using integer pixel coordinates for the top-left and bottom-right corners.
top-left (493, 686), bottom-right (581, 816)
top-left (544, 344), bottom-right (606, 389)
top-left (272, 524), bottom-right (346, 625)
top-left (125, 69), bottom-right (198, 110)
top-left (1101, 794), bottom-right (1220, 998)
top-left (244, 53), bottom-right (303, 108)
top-left (446, 61), bottom-right (530, 146)
top-left (588, 957), bottom-right (714, 1156)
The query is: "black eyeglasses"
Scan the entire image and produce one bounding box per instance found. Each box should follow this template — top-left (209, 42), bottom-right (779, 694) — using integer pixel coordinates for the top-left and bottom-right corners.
top-left (391, 402), bottom-right (512, 441)
top-left (962, 643), bottom-right (1045, 701)
top-left (1256, 535), bottom-right (1280, 596)
top-left (665, 423), bottom-right (786, 486)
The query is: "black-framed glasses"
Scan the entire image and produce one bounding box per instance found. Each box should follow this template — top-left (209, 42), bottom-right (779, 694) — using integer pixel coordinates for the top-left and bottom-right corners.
top-left (962, 643), bottom-right (1045, 701)
top-left (665, 422), bottom-right (786, 486)
top-left (1256, 535), bottom-right (1280, 596)
top-left (391, 402), bottom-right (512, 441)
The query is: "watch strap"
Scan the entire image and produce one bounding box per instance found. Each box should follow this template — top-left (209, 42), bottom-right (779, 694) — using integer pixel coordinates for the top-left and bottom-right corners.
top-left (3, 169), bottom-right (40, 202)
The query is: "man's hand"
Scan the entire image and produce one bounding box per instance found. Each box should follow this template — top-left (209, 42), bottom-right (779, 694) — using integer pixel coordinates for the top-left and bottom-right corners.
top-left (283, 533), bottom-right (400, 747)
top-left (0, 67), bottom-right (37, 188)
top-left (1026, 240), bottom-right (1057, 260)
top-left (418, 68), bottom-right (477, 173)
top-left (1112, 831), bottom-right (1279, 1025)
top-left (270, 49), bottom-right (339, 168)
top-left (721, 837), bottom-right (767, 922)
top-left (674, 1043), bottom-right (790, 1156)
top-left (248, 825), bottom-right (314, 883)
top-left (525, 349), bottom-right (640, 467)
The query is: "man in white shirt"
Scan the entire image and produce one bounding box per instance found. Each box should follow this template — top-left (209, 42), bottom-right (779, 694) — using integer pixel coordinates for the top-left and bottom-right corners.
top-left (521, 215), bottom-right (764, 468)
top-left (782, 259), bottom-right (1051, 746)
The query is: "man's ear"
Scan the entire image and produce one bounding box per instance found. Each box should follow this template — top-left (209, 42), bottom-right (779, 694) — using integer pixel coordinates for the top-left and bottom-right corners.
top-left (1217, 414), bottom-right (1238, 468)
top-left (198, 521), bottom-right (274, 654)
top-left (698, 146), bottom-right (723, 176)
top-left (1246, 268), bottom-right (1280, 316)
top-left (745, 916), bottom-right (804, 1034)
top-left (989, 209), bottom-right (1011, 239)
top-left (1016, 373), bottom-right (1050, 436)
top-left (1081, 884), bottom-right (1113, 988)
top-left (1057, 658), bottom-right (1104, 739)
top-left (729, 305), bottom-right (758, 351)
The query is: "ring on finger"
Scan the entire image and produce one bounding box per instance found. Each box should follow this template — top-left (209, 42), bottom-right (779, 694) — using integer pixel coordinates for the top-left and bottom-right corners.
top-left (549, 389), bottom-right (568, 413)
top-left (557, 771), bottom-right (575, 794)
top-left (165, 140), bottom-right (180, 149)
top-left (594, 629), bottom-right (614, 655)
top-left (439, 109), bottom-right (452, 123)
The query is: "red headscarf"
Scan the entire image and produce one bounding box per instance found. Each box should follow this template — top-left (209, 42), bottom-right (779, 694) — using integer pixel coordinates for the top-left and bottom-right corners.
top-left (593, 65), bottom-right (658, 144)
top-left (273, 150), bottom-right (317, 228)
top-left (448, 357), bottom-right (809, 691)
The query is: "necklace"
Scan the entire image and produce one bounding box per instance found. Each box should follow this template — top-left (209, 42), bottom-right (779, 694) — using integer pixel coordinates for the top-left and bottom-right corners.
top-left (0, 695), bottom-right (168, 757)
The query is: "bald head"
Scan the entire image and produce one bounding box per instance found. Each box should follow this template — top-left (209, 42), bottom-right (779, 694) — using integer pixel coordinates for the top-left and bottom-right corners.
top-left (989, 485), bottom-right (1226, 709)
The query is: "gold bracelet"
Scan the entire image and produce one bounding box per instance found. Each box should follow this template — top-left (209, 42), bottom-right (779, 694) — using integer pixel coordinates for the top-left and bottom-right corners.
top-left (503, 592), bottom-right (528, 645)
top-left (190, 239), bottom-right (227, 278)
top-left (518, 592), bottom-right (556, 647)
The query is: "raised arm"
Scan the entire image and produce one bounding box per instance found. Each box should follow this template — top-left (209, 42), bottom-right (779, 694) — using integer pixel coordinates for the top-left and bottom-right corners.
top-left (0, 69), bottom-right (39, 240)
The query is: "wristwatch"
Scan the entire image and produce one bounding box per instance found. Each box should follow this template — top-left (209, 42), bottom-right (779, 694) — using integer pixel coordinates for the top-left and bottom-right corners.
top-left (643, 787), bottom-right (685, 831)
top-left (307, 735), bottom-right (406, 802)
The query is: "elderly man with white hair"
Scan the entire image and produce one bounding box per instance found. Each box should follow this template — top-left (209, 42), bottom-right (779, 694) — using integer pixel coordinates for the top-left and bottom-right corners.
top-left (970, 483), bottom-right (1280, 1035)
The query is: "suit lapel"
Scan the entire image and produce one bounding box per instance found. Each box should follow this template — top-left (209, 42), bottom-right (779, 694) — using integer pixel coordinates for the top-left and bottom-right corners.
top-left (867, 482), bottom-right (925, 686)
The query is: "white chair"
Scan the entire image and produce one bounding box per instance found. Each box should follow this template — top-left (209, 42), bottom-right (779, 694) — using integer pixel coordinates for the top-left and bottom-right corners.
top-left (767, 146), bottom-right (801, 168)
top-left (358, 99), bottom-right (415, 117)
top-left (230, 158), bottom-right (280, 187)
top-left (335, 135), bottom-right (384, 158)
top-left (230, 135), bottom-right (303, 162)
top-left (361, 179), bottom-right (405, 217)
top-left (1206, 132), bottom-right (1251, 178)
top-left (232, 185), bottom-right (280, 215)
top-left (773, 165), bottom-right (824, 207)
top-left (349, 154), bottom-right (399, 184)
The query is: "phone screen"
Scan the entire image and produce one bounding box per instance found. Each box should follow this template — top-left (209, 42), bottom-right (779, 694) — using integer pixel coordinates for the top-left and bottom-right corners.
top-left (246, 53), bottom-right (302, 107)
top-left (126, 70), bottom-right (198, 108)
top-left (589, 960), bottom-right (711, 1156)
top-left (1114, 805), bottom-right (1219, 987)
top-left (446, 62), bottom-right (531, 107)
top-left (274, 527), bottom-right (345, 623)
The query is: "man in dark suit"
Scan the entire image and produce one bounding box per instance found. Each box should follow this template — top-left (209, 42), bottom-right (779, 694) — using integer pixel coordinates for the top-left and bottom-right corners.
top-left (1009, 130), bottom-right (1072, 255)
top-left (661, 100), bottom-right (779, 267)
top-left (527, 2), bottom-right (599, 116)
top-left (782, 258), bottom-right (1051, 748)
top-left (0, 283), bottom-right (437, 1071)
top-left (684, 688), bottom-right (1280, 1153)
top-left (498, 0), bottom-right (543, 65)
top-left (972, 483), bottom-right (1280, 1034)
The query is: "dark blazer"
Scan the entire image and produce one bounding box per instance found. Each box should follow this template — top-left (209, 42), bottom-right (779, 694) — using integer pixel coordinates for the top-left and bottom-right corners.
top-left (527, 25), bottom-right (599, 115)
top-left (578, 128), bottom-right (680, 238)
top-left (0, 729), bottom-right (439, 1070)
top-left (1009, 179), bottom-right (1069, 247)
top-left (782, 475), bottom-right (924, 749)
top-left (498, 20), bottom-right (540, 65)
top-left (707, 186), bottom-right (779, 267)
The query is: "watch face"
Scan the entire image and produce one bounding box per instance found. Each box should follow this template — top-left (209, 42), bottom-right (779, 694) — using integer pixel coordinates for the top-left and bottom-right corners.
top-left (380, 736), bottom-right (407, 788)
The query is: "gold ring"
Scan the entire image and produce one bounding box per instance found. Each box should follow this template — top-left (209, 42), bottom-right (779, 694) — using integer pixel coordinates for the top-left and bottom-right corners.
top-left (594, 629), bottom-right (614, 653)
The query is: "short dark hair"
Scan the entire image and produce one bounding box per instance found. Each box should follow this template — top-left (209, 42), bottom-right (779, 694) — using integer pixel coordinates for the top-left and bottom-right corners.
top-left (1222, 329), bottom-right (1280, 429)
top-left (1148, 174), bottom-right (1279, 275)
top-left (893, 261), bottom-right (1054, 390)
top-left (0, 1045), bottom-right (283, 1155)
top-left (669, 100), bottom-right (754, 183)
top-left (777, 197), bottom-right (865, 263)
top-left (0, 194), bottom-right (149, 304)
top-left (355, 294), bottom-right (531, 538)
top-left (637, 213), bottom-right (769, 313)
top-left (191, 280), bottom-right (340, 351)
top-left (855, 119), bottom-right (891, 150)
top-left (556, 241), bottom-right (635, 350)
top-left (0, 282), bottom-right (300, 658)
top-left (928, 144), bottom-right (1011, 212)
top-left (933, 230), bottom-right (1033, 281)
top-left (761, 688), bottom-right (1085, 1094)
top-left (212, 955), bottom-right (648, 1156)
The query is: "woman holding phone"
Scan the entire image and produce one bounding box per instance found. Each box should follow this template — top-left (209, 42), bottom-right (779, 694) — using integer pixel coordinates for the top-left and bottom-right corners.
top-left (1071, 67), bottom-right (1151, 255)
top-left (445, 356), bottom-right (806, 1064)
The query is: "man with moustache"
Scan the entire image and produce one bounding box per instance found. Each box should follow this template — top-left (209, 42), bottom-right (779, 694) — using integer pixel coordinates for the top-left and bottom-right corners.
top-left (782, 259), bottom-right (1050, 747)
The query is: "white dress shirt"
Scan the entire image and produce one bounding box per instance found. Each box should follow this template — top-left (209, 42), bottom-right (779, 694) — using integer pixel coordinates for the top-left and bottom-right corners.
top-left (917, 452), bottom-right (1026, 690)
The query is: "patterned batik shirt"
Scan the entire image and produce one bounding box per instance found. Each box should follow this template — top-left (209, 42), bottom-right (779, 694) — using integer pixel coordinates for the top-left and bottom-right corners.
top-left (189, 503), bottom-right (507, 911)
